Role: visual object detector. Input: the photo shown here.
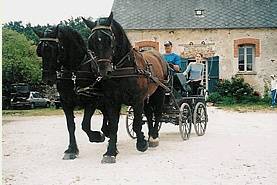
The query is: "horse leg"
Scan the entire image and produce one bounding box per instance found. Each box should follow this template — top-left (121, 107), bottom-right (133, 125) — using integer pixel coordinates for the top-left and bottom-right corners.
top-left (100, 106), bottom-right (110, 138)
top-left (150, 88), bottom-right (166, 147)
top-left (81, 104), bottom-right (105, 143)
top-left (133, 101), bottom-right (148, 152)
top-left (62, 104), bottom-right (79, 160)
top-left (101, 104), bottom-right (121, 164)
top-left (144, 103), bottom-right (154, 138)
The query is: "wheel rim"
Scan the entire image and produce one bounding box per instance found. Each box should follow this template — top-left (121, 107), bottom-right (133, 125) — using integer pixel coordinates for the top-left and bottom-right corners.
top-left (179, 103), bottom-right (192, 140)
top-left (193, 102), bottom-right (207, 136)
top-left (126, 107), bottom-right (136, 139)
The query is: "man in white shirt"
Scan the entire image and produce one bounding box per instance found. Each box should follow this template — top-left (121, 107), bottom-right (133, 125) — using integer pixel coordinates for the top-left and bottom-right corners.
top-left (270, 74), bottom-right (277, 108)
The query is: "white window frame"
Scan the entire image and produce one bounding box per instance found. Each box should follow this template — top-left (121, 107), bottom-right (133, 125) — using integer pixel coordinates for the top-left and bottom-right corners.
top-left (238, 45), bottom-right (255, 72)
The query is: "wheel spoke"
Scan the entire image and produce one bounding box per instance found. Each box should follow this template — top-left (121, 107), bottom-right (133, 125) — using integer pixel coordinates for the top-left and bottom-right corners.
top-left (179, 103), bottom-right (191, 140)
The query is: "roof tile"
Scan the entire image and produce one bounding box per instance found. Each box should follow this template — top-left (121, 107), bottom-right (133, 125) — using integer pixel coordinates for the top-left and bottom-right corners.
top-left (112, 0), bottom-right (277, 29)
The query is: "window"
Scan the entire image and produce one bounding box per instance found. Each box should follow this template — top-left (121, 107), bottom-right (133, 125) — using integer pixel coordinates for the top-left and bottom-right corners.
top-left (238, 45), bottom-right (254, 72)
top-left (195, 10), bottom-right (205, 17)
top-left (32, 93), bottom-right (42, 98)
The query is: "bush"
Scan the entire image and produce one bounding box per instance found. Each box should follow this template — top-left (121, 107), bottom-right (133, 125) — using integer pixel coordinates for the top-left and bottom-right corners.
top-left (221, 96), bottom-right (236, 105)
top-left (207, 92), bottom-right (222, 103)
top-left (208, 76), bottom-right (262, 104)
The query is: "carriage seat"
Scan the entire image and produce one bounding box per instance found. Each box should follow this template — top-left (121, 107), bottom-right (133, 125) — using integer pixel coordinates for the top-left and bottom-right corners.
top-left (174, 73), bottom-right (191, 93)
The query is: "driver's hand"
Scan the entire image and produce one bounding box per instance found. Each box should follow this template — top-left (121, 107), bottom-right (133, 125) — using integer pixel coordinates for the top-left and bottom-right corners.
top-left (173, 65), bottom-right (180, 72)
top-left (168, 63), bottom-right (174, 68)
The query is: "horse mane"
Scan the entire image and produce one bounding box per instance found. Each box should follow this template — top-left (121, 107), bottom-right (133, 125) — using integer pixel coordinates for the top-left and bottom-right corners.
top-left (58, 26), bottom-right (87, 52)
top-left (57, 26), bottom-right (87, 69)
top-left (111, 20), bottom-right (132, 62)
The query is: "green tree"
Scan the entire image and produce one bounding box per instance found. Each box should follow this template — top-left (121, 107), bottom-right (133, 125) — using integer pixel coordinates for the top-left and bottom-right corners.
top-left (3, 21), bottom-right (50, 43)
top-left (3, 17), bottom-right (93, 44)
top-left (2, 28), bottom-right (42, 86)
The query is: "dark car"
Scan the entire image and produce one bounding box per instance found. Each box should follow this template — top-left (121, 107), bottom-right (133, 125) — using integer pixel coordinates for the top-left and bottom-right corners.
top-left (53, 94), bottom-right (61, 109)
top-left (2, 83), bottom-right (30, 110)
top-left (11, 91), bottom-right (50, 109)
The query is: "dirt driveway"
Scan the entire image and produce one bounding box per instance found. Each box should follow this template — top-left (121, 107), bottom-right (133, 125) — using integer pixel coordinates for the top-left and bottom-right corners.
top-left (2, 107), bottom-right (277, 185)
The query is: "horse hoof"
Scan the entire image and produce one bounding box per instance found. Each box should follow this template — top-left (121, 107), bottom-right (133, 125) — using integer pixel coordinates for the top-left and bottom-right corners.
top-left (62, 153), bottom-right (78, 160)
top-left (149, 137), bottom-right (159, 148)
top-left (136, 140), bottom-right (149, 152)
top-left (101, 155), bottom-right (116, 164)
top-left (89, 132), bottom-right (105, 143)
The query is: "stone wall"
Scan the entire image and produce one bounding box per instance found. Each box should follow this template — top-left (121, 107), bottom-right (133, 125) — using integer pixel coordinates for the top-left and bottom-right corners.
top-left (125, 28), bottom-right (277, 95)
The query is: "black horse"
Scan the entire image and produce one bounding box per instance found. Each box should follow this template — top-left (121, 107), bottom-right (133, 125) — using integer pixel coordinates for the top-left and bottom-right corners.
top-left (34, 26), bottom-right (109, 160)
top-left (83, 12), bottom-right (168, 163)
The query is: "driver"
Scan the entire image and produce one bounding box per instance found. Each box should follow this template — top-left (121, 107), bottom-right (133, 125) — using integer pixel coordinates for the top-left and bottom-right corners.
top-left (162, 41), bottom-right (181, 72)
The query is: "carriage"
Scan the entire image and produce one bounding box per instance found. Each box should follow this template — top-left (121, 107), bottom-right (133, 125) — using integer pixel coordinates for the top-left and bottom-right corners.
top-left (126, 71), bottom-right (208, 140)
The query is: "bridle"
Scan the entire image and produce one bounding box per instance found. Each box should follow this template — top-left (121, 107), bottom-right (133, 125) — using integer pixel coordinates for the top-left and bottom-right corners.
top-left (38, 37), bottom-right (63, 75)
top-left (39, 36), bottom-right (100, 84)
top-left (88, 25), bottom-right (115, 64)
top-left (88, 25), bottom-right (136, 73)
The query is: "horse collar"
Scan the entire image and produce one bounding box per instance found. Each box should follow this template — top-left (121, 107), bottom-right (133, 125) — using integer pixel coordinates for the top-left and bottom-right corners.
top-left (40, 38), bottom-right (59, 42)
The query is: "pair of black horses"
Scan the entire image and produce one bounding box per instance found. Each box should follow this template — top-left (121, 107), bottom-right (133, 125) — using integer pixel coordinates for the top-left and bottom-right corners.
top-left (34, 12), bottom-right (169, 163)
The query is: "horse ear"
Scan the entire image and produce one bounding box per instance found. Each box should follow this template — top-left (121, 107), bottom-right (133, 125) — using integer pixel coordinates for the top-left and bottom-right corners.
top-left (107, 12), bottom-right (113, 25)
top-left (32, 29), bottom-right (43, 38)
top-left (82, 17), bottom-right (96, 29)
top-left (55, 25), bottom-right (60, 37)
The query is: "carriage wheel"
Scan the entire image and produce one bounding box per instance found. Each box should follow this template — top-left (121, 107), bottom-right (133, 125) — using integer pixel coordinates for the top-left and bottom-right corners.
top-left (179, 102), bottom-right (192, 140)
top-left (126, 106), bottom-right (137, 139)
top-left (193, 102), bottom-right (208, 136)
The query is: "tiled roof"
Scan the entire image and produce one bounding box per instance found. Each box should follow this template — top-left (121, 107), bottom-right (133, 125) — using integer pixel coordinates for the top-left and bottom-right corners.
top-left (112, 0), bottom-right (277, 29)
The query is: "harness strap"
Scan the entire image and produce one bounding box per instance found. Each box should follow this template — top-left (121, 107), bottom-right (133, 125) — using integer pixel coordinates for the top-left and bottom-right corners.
top-left (40, 38), bottom-right (59, 42)
top-left (56, 70), bottom-right (97, 81)
top-left (115, 50), bottom-right (132, 68)
top-left (91, 26), bottom-right (112, 32)
top-left (111, 49), bottom-right (170, 91)
top-left (75, 76), bottom-right (103, 97)
top-left (148, 75), bottom-right (171, 92)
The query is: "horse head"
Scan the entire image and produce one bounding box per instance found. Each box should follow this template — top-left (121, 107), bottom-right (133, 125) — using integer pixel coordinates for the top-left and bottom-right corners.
top-left (34, 26), bottom-right (65, 86)
top-left (34, 26), bottom-right (92, 85)
top-left (83, 12), bottom-right (132, 78)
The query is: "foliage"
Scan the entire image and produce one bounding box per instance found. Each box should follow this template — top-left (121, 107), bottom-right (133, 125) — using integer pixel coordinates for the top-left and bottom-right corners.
top-left (2, 17), bottom-right (94, 95)
top-left (3, 17), bottom-right (93, 44)
top-left (216, 76), bottom-right (254, 101)
top-left (207, 92), bottom-right (222, 103)
top-left (3, 21), bottom-right (49, 43)
top-left (2, 28), bottom-right (42, 87)
top-left (208, 76), bottom-right (267, 104)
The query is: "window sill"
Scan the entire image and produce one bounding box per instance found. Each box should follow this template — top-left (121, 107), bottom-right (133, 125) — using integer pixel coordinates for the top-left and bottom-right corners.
top-left (236, 71), bottom-right (257, 75)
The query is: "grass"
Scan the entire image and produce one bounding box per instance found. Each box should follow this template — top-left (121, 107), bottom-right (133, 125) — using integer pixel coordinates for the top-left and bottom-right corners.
top-left (215, 102), bottom-right (277, 112)
top-left (3, 108), bottom-right (73, 117)
top-left (2, 105), bottom-right (130, 118)
top-left (3, 102), bottom-right (274, 118)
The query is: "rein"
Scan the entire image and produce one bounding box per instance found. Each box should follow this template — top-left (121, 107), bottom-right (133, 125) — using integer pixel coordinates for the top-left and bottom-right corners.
top-left (56, 52), bottom-right (99, 82)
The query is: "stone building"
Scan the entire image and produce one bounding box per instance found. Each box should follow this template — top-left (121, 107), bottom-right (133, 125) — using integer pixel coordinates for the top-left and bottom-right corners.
top-left (112, 0), bottom-right (277, 94)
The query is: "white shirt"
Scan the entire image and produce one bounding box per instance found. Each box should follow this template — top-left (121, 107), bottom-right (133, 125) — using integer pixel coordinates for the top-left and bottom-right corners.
top-left (271, 78), bottom-right (277, 91)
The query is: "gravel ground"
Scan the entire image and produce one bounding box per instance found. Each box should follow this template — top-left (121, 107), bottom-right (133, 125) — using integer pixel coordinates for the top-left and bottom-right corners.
top-left (2, 107), bottom-right (277, 185)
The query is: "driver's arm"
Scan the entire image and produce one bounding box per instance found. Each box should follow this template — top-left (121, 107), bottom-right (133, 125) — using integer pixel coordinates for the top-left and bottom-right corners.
top-left (183, 63), bottom-right (191, 77)
top-left (173, 54), bottom-right (181, 72)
